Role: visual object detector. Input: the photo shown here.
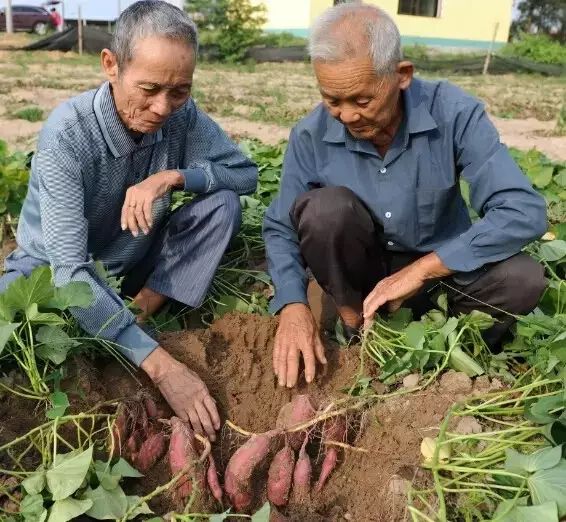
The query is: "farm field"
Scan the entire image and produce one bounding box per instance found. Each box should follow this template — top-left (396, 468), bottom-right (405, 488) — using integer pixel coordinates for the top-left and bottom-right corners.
top-left (0, 33), bottom-right (566, 522)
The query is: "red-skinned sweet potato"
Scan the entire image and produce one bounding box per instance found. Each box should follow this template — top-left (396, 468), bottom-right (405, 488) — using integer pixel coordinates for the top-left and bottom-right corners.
top-left (267, 444), bottom-right (295, 507)
top-left (292, 435), bottom-right (312, 502)
top-left (143, 396), bottom-right (159, 419)
top-left (224, 430), bottom-right (281, 512)
top-left (110, 403), bottom-right (129, 457)
top-left (276, 395), bottom-right (317, 450)
top-left (207, 454), bottom-right (223, 503)
top-left (314, 415), bottom-right (347, 492)
top-left (135, 431), bottom-right (167, 473)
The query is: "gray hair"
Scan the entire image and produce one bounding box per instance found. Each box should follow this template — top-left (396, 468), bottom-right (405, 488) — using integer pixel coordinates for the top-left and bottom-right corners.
top-left (111, 0), bottom-right (198, 69)
top-left (308, 2), bottom-right (402, 75)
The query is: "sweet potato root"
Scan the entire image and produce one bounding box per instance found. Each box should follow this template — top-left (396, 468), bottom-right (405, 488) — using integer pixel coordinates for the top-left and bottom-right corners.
top-left (267, 444), bottom-right (295, 507)
top-left (110, 403), bottom-right (129, 457)
top-left (169, 417), bottom-right (204, 507)
top-left (314, 415), bottom-right (347, 492)
top-left (224, 430), bottom-right (281, 512)
top-left (314, 447), bottom-right (338, 493)
top-left (276, 395), bottom-right (317, 450)
top-left (135, 431), bottom-right (167, 473)
top-left (207, 454), bottom-right (223, 503)
top-left (292, 436), bottom-right (312, 502)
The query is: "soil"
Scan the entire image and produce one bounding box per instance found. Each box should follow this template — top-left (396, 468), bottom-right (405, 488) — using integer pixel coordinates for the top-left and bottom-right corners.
top-left (0, 312), bottom-right (498, 521)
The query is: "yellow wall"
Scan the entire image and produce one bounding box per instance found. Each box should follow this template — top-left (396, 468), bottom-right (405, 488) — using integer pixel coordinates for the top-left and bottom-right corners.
top-left (260, 0), bottom-right (311, 31)
top-left (308, 0), bottom-right (513, 45)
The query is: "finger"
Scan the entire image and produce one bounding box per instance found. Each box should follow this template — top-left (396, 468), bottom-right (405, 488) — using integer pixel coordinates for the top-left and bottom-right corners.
top-left (363, 294), bottom-right (387, 321)
top-left (277, 340), bottom-right (288, 387)
top-left (143, 198), bottom-right (153, 230)
top-left (301, 344), bottom-right (316, 384)
top-left (127, 205), bottom-right (139, 237)
top-left (187, 406), bottom-right (204, 437)
top-left (314, 335), bottom-right (327, 365)
top-left (195, 400), bottom-right (216, 441)
top-left (135, 205), bottom-right (150, 236)
top-left (204, 395), bottom-right (221, 430)
top-left (121, 192), bottom-right (131, 231)
top-left (285, 346), bottom-right (300, 388)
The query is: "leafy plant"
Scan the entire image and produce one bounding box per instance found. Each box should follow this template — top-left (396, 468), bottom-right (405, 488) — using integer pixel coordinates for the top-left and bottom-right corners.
top-left (12, 106), bottom-right (45, 123)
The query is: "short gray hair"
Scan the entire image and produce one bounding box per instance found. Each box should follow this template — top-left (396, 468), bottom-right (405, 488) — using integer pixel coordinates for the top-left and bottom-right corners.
top-left (111, 0), bottom-right (198, 69)
top-left (308, 2), bottom-right (402, 75)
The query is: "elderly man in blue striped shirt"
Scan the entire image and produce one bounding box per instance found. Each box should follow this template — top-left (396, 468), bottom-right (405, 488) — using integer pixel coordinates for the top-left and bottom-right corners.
top-left (0, 1), bottom-right (258, 440)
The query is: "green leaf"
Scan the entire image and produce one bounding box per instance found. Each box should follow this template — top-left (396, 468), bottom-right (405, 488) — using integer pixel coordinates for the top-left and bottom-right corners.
top-left (528, 460), bottom-right (566, 516)
top-left (83, 485), bottom-right (128, 519)
top-left (387, 308), bottom-right (412, 330)
top-left (214, 295), bottom-right (251, 316)
top-left (405, 322), bottom-right (425, 349)
top-left (46, 446), bottom-right (94, 500)
top-left (209, 511), bottom-right (231, 522)
top-left (449, 346), bottom-right (484, 376)
top-left (3, 266), bottom-right (53, 312)
top-left (20, 494), bottom-right (46, 522)
top-left (125, 496), bottom-right (153, 519)
top-left (0, 320), bottom-right (20, 356)
top-left (22, 471), bottom-right (46, 495)
top-left (35, 326), bottom-right (79, 365)
top-left (48, 498), bottom-right (93, 522)
top-left (25, 303), bottom-right (66, 326)
top-left (525, 396), bottom-right (566, 424)
top-left (251, 502), bottom-right (271, 522)
top-left (539, 240), bottom-right (566, 262)
top-left (505, 445), bottom-right (563, 474)
top-left (439, 317), bottom-right (459, 339)
top-left (47, 282), bottom-right (93, 310)
top-left (493, 500), bottom-right (558, 522)
top-left (466, 310), bottom-right (495, 330)
top-left (554, 168), bottom-right (566, 188)
top-left (529, 164), bottom-right (554, 189)
top-left (111, 458), bottom-right (144, 478)
top-left (46, 391), bottom-right (70, 419)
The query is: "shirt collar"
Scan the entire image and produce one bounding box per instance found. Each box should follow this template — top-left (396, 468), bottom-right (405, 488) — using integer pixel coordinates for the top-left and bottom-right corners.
top-left (322, 77), bottom-right (437, 150)
top-left (93, 81), bottom-right (163, 158)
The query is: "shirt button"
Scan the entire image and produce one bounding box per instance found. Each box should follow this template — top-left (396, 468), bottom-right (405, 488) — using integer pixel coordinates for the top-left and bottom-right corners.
top-left (385, 211), bottom-right (392, 219)
top-left (380, 167), bottom-right (387, 174)
top-left (387, 241), bottom-right (394, 246)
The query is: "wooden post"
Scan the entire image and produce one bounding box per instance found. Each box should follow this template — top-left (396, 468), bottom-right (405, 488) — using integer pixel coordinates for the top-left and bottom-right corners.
top-left (77, 5), bottom-right (83, 55)
top-left (483, 22), bottom-right (500, 75)
top-left (5, 0), bottom-right (13, 34)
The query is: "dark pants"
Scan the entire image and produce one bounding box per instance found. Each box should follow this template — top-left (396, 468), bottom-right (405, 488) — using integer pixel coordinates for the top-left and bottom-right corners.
top-left (291, 186), bottom-right (546, 347)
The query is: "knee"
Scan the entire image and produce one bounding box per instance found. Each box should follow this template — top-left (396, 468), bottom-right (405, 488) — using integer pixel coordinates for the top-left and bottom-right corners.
top-left (291, 186), bottom-right (369, 237)
top-left (499, 254), bottom-right (546, 313)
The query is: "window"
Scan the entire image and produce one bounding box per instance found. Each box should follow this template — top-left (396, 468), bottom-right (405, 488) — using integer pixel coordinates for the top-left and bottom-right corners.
top-left (398, 0), bottom-right (440, 17)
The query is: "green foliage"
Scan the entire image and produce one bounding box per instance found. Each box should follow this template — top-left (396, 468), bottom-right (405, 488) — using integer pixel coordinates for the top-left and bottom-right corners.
top-left (186, 0), bottom-right (267, 61)
top-left (0, 139), bottom-right (29, 239)
top-left (255, 31), bottom-right (308, 48)
top-left (511, 0), bottom-right (565, 44)
top-left (13, 106), bottom-right (45, 123)
top-left (501, 34), bottom-right (566, 66)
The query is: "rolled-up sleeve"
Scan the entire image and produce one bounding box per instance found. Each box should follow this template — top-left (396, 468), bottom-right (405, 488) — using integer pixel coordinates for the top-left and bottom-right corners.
top-left (36, 148), bottom-right (158, 366)
top-left (263, 128), bottom-right (316, 314)
top-left (179, 107), bottom-right (258, 195)
top-left (435, 102), bottom-right (548, 272)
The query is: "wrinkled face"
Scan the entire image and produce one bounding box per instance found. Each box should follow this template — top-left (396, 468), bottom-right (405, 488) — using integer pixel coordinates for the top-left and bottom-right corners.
top-left (101, 36), bottom-right (195, 134)
top-left (314, 57), bottom-right (411, 143)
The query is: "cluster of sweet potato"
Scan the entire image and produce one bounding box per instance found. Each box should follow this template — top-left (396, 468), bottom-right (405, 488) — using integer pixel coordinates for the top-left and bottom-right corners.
top-left (111, 393), bottom-right (349, 513)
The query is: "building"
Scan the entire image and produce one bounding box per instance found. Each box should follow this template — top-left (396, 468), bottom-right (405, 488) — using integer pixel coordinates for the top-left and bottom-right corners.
top-left (261, 0), bottom-right (514, 50)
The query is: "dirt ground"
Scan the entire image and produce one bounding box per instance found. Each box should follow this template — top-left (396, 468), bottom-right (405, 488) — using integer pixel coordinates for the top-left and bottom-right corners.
top-left (0, 312), bottom-right (499, 521)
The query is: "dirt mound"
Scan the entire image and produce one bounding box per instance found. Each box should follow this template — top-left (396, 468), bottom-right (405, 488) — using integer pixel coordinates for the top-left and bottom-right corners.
top-left (1, 313), bottom-right (475, 521)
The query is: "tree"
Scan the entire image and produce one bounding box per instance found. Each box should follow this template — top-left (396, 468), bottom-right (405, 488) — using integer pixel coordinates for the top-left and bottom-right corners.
top-left (511, 0), bottom-right (565, 43)
top-left (186, 0), bottom-right (268, 61)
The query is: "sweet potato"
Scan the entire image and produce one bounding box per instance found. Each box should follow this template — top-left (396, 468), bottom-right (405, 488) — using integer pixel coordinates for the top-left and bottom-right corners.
top-left (224, 430), bottom-right (281, 512)
top-left (292, 436), bottom-right (312, 502)
top-left (314, 415), bottom-right (347, 492)
top-left (207, 454), bottom-right (223, 503)
top-left (169, 417), bottom-right (204, 507)
top-left (143, 396), bottom-right (159, 419)
top-left (276, 395), bottom-right (317, 450)
top-left (126, 429), bottom-right (143, 458)
top-left (110, 403), bottom-right (129, 457)
top-left (267, 444), bottom-right (295, 507)
top-left (135, 431), bottom-right (167, 473)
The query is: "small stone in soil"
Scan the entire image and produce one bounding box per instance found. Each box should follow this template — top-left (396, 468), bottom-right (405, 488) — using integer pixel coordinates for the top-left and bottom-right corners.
top-left (402, 373), bottom-right (420, 388)
top-left (439, 370), bottom-right (473, 395)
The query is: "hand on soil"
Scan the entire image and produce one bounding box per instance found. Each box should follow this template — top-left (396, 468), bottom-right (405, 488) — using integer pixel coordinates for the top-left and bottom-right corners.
top-left (274, 303), bottom-right (327, 388)
top-left (142, 347), bottom-right (220, 440)
top-left (120, 170), bottom-right (182, 236)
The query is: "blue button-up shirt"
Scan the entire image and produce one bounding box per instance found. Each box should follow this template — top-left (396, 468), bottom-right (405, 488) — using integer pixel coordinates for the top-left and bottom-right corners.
top-left (11, 82), bottom-right (257, 364)
top-left (263, 77), bottom-right (547, 313)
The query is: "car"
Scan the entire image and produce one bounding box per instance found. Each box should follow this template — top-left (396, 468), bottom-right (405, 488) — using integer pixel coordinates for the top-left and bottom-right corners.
top-left (0, 5), bottom-right (55, 35)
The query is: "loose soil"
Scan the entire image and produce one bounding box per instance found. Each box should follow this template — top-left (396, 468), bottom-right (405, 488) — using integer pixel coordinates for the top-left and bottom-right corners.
top-left (1, 312), bottom-right (496, 521)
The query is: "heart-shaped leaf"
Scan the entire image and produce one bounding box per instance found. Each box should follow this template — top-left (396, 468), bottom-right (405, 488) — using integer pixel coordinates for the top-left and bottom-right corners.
top-left (48, 498), bottom-right (92, 522)
top-left (46, 446), bottom-right (93, 500)
top-left (528, 460), bottom-right (566, 516)
top-left (83, 485), bottom-right (128, 519)
top-left (505, 445), bottom-right (562, 474)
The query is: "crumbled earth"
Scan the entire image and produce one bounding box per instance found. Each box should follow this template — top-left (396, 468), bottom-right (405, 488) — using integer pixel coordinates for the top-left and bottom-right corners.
top-left (1, 312), bottom-right (498, 521)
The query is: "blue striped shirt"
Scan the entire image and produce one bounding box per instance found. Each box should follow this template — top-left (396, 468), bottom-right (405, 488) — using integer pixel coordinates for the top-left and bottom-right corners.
top-left (13, 82), bottom-right (257, 364)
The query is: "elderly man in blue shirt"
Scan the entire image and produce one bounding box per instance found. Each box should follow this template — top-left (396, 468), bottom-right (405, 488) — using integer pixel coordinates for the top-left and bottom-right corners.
top-left (264, 2), bottom-right (547, 388)
top-left (0, 1), bottom-right (258, 439)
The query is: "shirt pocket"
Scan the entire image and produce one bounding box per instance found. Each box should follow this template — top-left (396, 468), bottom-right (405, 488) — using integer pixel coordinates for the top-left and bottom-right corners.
top-left (416, 185), bottom-right (459, 244)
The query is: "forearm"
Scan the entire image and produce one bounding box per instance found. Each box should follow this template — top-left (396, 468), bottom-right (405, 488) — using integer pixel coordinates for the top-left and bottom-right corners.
top-left (412, 252), bottom-right (454, 280)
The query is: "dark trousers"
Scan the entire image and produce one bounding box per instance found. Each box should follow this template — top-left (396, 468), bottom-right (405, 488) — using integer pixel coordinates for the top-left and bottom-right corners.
top-left (291, 186), bottom-right (546, 347)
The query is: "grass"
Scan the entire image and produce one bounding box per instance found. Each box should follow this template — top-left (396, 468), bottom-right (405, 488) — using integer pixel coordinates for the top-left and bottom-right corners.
top-left (12, 106), bottom-right (44, 122)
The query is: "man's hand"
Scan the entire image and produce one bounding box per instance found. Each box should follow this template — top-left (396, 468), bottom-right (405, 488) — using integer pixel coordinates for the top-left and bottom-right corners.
top-left (273, 303), bottom-right (327, 388)
top-left (121, 170), bottom-right (184, 237)
top-left (141, 346), bottom-right (220, 441)
top-left (363, 252), bottom-right (453, 329)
